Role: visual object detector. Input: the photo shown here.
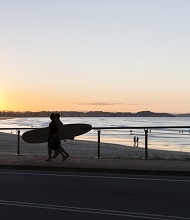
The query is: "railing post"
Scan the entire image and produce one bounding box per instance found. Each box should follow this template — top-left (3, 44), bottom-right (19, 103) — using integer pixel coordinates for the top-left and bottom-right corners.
top-left (97, 129), bottom-right (101, 158)
top-left (144, 129), bottom-right (148, 159)
top-left (16, 129), bottom-right (20, 156)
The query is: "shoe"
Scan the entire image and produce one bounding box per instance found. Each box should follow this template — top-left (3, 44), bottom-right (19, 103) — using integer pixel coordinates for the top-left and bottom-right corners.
top-left (45, 158), bottom-right (51, 161)
top-left (65, 154), bottom-right (69, 159)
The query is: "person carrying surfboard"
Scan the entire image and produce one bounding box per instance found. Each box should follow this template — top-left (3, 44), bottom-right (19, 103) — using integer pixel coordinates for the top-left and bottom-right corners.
top-left (45, 113), bottom-right (66, 161)
top-left (51, 113), bottom-right (70, 159)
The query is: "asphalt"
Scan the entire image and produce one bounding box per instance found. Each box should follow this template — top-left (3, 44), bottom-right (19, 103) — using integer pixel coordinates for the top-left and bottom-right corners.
top-left (0, 155), bottom-right (190, 176)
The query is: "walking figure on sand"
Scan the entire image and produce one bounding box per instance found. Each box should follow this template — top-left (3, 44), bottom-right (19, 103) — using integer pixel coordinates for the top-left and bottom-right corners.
top-left (133, 136), bottom-right (139, 147)
top-left (45, 113), bottom-right (69, 161)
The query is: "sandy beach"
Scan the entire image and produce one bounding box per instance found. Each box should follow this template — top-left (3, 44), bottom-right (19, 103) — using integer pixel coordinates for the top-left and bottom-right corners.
top-left (0, 131), bottom-right (190, 160)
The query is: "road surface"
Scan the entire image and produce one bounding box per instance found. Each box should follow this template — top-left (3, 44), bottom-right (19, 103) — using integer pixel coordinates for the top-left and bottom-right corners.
top-left (0, 169), bottom-right (190, 219)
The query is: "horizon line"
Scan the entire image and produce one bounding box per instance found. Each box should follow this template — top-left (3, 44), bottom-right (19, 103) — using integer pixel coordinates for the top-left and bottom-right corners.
top-left (0, 110), bottom-right (189, 115)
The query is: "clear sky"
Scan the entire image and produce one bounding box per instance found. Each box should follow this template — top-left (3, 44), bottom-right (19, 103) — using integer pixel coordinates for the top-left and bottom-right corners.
top-left (1, 0), bottom-right (190, 113)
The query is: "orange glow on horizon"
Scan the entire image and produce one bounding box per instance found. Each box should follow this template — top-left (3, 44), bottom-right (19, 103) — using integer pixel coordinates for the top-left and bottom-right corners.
top-left (0, 102), bottom-right (189, 114)
top-left (1, 90), bottom-right (190, 114)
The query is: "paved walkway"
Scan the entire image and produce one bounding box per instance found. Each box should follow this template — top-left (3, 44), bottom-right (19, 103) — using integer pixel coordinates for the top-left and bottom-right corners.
top-left (0, 155), bottom-right (190, 175)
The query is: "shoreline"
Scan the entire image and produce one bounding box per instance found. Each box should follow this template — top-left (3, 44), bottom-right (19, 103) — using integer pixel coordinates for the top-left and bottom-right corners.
top-left (0, 117), bottom-right (14, 120)
top-left (1, 117), bottom-right (190, 153)
top-left (0, 132), bottom-right (190, 160)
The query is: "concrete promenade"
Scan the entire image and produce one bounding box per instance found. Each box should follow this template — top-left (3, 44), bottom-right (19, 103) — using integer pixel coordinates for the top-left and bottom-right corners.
top-left (0, 155), bottom-right (190, 176)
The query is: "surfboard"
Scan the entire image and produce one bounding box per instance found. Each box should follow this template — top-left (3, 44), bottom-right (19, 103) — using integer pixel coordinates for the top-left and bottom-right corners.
top-left (22, 123), bottom-right (92, 143)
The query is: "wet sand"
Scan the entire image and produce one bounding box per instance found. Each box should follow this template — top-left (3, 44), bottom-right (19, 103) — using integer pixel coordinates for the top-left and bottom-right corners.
top-left (0, 132), bottom-right (190, 160)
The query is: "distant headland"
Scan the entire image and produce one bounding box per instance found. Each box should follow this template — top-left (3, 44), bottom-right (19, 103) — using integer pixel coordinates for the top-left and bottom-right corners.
top-left (0, 110), bottom-right (189, 117)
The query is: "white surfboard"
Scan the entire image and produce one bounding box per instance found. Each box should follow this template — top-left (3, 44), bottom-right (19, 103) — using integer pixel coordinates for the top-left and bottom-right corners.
top-left (22, 123), bottom-right (92, 143)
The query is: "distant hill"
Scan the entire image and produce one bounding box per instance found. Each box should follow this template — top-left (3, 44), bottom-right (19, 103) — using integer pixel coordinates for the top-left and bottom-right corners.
top-left (135, 111), bottom-right (175, 117)
top-left (0, 110), bottom-right (175, 117)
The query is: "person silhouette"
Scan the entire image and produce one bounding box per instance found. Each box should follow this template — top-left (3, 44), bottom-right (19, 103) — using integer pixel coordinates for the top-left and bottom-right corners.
top-left (136, 136), bottom-right (139, 147)
top-left (134, 136), bottom-right (136, 146)
top-left (51, 113), bottom-right (70, 160)
top-left (45, 113), bottom-right (66, 161)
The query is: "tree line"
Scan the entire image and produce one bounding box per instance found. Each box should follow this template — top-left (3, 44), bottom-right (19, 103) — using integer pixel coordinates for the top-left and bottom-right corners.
top-left (0, 110), bottom-right (175, 117)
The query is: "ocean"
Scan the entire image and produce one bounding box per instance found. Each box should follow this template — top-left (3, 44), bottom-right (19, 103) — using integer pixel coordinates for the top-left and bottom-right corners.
top-left (1, 117), bottom-right (190, 153)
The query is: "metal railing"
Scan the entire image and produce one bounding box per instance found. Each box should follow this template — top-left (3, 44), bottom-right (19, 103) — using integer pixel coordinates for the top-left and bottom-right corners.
top-left (93, 126), bottom-right (190, 159)
top-left (0, 126), bottom-right (190, 159)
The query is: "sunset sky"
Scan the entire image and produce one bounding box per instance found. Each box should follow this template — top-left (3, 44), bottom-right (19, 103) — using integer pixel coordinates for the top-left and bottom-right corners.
top-left (1, 0), bottom-right (190, 113)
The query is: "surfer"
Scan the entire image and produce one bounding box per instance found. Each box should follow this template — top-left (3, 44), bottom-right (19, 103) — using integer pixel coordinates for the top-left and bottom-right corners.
top-left (51, 113), bottom-right (70, 160)
top-left (45, 113), bottom-right (66, 161)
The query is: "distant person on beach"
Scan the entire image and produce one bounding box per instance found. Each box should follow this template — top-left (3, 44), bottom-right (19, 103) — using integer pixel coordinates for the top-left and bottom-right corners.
top-left (136, 136), bottom-right (139, 147)
top-left (52, 113), bottom-right (70, 159)
top-left (134, 136), bottom-right (136, 146)
top-left (45, 113), bottom-right (66, 161)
